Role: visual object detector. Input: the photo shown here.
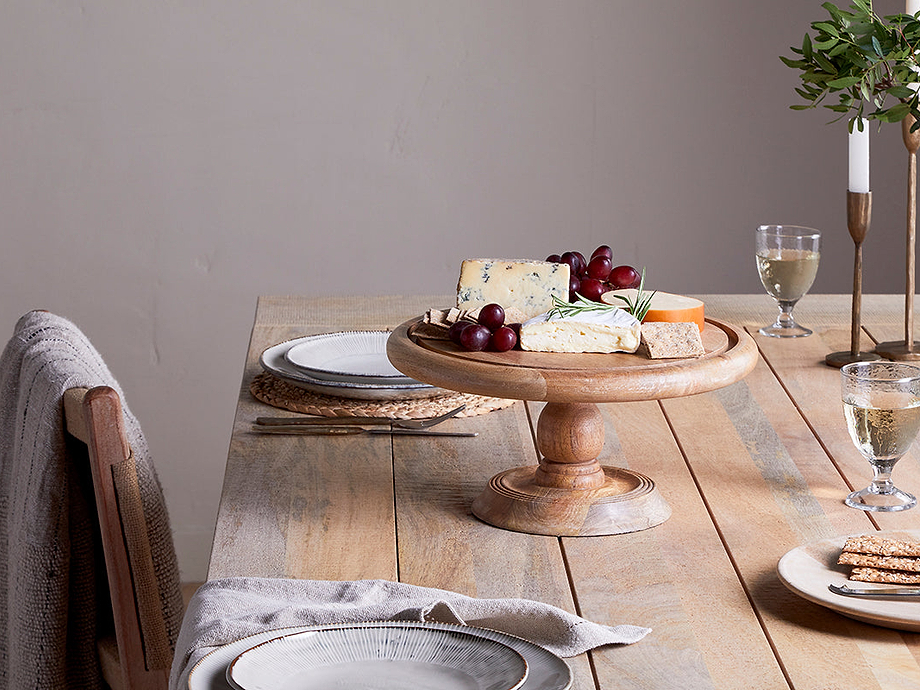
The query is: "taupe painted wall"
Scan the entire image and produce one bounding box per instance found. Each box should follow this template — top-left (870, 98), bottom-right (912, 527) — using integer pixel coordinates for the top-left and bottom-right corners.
top-left (2, 1), bottom-right (913, 578)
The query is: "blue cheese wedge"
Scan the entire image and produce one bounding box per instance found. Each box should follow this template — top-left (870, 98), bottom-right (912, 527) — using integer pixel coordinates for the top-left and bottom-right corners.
top-left (520, 307), bottom-right (641, 353)
top-left (456, 259), bottom-right (570, 323)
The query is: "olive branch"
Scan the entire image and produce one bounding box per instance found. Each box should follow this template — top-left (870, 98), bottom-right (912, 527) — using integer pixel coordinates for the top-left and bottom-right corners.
top-left (781, 0), bottom-right (920, 131)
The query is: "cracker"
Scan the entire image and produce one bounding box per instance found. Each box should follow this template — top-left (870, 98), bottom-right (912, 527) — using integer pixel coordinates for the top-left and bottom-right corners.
top-left (410, 322), bottom-right (451, 340)
top-left (640, 322), bottom-right (705, 359)
top-left (838, 551), bottom-right (920, 572)
top-left (842, 535), bottom-right (920, 558)
top-left (849, 566), bottom-right (920, 584)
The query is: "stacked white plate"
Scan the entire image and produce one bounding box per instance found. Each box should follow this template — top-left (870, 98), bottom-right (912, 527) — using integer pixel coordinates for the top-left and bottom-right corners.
top-left (186, 621), bottom-right (573, 690)
top-left (260, 331), bottom-right (447, 401)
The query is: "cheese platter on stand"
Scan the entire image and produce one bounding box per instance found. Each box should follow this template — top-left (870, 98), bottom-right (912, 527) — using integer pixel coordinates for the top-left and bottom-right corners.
top-left (387, 252), bottom-right (759, 537)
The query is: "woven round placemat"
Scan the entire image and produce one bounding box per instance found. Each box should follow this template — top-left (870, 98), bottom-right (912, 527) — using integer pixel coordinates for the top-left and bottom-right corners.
top-left (250, 372), bottom-right (517, 419)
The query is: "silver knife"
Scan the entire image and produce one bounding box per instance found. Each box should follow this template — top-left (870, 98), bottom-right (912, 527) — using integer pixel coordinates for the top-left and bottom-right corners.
top-left (829, 583), bottom-right (920, 597)
top-left (252, 426), bottom-right (477, 437)
top-left (255, 416), bottom-right (393, 426)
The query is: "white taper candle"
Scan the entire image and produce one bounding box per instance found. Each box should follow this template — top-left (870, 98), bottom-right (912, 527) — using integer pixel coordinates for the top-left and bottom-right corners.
top-left (848, 119), bottom-right (870, 193)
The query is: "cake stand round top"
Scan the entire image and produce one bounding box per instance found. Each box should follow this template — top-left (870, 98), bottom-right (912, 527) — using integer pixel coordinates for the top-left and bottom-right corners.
top-left (387, 317), bottom-right (758, 403)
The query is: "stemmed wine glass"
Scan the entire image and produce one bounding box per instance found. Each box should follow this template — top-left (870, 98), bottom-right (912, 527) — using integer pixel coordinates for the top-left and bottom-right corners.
top-left (841, 361), bottom-right (920, 512)
top-left (755, 225), bottom-right (821, 337)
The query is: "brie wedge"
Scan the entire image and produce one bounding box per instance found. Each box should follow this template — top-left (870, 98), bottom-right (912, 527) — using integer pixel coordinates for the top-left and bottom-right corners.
top-left (520, 307), bottom-right (641, 353)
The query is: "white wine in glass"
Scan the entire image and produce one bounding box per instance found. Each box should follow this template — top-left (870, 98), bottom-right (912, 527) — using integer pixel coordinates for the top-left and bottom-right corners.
top-left (841, 362), bottom-right (920, 512)
top-left (755, 225), bottom-right (820, 337)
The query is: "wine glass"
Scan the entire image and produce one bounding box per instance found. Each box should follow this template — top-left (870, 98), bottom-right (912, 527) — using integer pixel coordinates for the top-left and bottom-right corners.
top-left (755, 225), bottom-right (821, 337)
top-left (841, 361), bottom-right (920, 512)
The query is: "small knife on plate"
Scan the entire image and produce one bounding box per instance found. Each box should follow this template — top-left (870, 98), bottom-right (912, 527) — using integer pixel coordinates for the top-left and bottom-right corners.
top-left (829, 583), bottom-right (920, 597)
top-left (252, 425), bottom-right (478, 438)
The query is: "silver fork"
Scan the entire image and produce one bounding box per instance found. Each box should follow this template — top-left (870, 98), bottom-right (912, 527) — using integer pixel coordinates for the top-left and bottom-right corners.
top-left (392, 404), bottom-right (466, 429)
top-left (254, 404), bottom-right (466, 430)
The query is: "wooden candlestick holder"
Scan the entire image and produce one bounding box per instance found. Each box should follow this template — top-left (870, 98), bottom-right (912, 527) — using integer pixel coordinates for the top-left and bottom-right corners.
top-left (876, 117), bottom-right (920, 360)
top-left (826, 191), bottom-right (882, 367)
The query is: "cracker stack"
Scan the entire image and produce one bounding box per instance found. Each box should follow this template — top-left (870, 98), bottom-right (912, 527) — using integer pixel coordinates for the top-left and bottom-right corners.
top-left (837, 535), bottom-right (920, 584)
top-left (410, 308), bottom-right (480, 340)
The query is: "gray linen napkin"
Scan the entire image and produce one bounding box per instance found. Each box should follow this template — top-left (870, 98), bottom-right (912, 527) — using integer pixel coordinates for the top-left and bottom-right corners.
top-left (170, 577), bottom-right (651, 690)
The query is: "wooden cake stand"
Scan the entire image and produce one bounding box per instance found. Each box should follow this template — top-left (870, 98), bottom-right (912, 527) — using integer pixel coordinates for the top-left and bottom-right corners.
top-left (387, 318), bottom-right (758, 536)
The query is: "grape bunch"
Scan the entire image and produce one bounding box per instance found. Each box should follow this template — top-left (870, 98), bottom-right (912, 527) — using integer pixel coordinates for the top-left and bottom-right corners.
top-left (546, 245), bottom-right (641, 302)
top-left (449, 303), bottom-right (519, 352)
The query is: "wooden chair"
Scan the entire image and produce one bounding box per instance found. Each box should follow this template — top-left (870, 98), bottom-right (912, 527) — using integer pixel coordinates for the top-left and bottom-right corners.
top-left (63, 386), bottom-right (178, 690)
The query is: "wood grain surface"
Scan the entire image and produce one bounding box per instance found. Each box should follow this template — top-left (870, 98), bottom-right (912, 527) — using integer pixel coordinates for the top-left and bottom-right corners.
top-left (209, 294), bottom-right (920, 690)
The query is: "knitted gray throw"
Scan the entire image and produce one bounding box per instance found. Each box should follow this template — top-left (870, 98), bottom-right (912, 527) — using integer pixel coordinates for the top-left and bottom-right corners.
top-left (0, 311), bottom-right (183, 689)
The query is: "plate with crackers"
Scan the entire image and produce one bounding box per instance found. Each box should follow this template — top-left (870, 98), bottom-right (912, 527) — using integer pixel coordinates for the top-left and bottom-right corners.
top-left (778, 530), bottom-right (920, 631)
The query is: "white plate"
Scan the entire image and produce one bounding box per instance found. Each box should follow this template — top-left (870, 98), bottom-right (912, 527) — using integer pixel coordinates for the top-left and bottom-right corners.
top-left (260, 338), bottom-right (448, 401)
top-left (777, 529), bottom-right (920, 631)
top-left (226, 624), bottom-right (528, 690)
top-left (284, 331), bottom-right (413, 384)
top-left (186, 621), bottom-right (572, 690)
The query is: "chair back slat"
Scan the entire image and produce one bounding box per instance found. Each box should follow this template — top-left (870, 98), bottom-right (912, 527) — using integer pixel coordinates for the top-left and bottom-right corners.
top-left (64, 386), bottom-right (169, 690)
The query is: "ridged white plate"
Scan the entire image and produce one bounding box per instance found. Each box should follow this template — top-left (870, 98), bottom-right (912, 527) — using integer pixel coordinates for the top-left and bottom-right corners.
top-left (260, 337), bottom-right (448, 401)
top-left (187, 622), bottom-right (571, 690)
top-left (225, 624), bottom-right (528, 690)
top-left (284, 331), bottom-right (412, 383)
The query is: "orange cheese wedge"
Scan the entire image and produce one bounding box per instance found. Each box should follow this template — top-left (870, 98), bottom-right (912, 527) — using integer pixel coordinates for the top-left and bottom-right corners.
top-left (601, 290), bottom-right (705, 331)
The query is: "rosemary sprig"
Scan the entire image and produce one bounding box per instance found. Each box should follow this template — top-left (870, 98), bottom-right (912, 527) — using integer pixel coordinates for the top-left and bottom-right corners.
top-left (546, 268), bottom-right (656, 321)
top-left (547, 293), bottom-right (620, 320)
top-left (609, 268), bottom-right (656, 320)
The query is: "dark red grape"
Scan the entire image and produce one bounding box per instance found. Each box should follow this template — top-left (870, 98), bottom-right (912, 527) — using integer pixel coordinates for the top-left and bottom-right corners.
top-left (478, 303), bottom-right (505, 331)
top-left (459, 323), bottom-right (491, 351)
top-left (578, 278), bottom-right (606, 302)
top-left (608, 265), bottom-right (641, 289)
top-left (560, 251), bottom-right (581, 275)
top-left (573, 251), bottom-right (587, 274)
top-left (448, 321), bottom-right (467, 345)
top-left (591, 245), bottom-right (613, 260)
top-left (546, 253), bottom-right (562, 263)
top-left (586, 255), bottom-right (612, 281)
top-left (568, 275), bottom-right (581, 302)
top-left (490, 326), bottom-right (517, 352)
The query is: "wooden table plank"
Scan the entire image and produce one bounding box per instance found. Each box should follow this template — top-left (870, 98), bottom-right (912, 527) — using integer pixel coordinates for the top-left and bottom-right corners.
top-left (391, 401), bottom-right (595, 689)
top-left (565, 400), bottom-right (788, 690)
top-left (208, 321), bottom-right (400, 580)
top-left (753, 323), bottom-right (920, 533)
top-left (662, 351), bottom-right (920, 688)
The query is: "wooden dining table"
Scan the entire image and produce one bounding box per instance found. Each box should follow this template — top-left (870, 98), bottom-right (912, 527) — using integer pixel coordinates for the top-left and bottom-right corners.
top-left (208, 293), bottom-right (920, 690)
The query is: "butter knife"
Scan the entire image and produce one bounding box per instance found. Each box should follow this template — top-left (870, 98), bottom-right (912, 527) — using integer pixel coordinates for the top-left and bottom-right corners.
top-left (829, 584), bottom-right (920, 597)
top-left (252, 425), bottom-right (477, 437)
top-left (255, 416), bottom-right (393, 427)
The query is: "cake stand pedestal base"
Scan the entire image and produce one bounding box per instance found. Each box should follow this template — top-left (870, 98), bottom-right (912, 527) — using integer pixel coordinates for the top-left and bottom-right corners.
top-left (471, 401), bottom-right (671, 536)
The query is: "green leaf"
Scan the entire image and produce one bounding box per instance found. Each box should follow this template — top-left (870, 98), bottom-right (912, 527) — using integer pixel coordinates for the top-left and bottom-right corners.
top-left (803, 32), bottom-right (813, 61)
top-left (889, 85), bottom-right (916, 98)
top-left (872, 35), bottom-right (883, 56)
top-left (886, 102), bottom-right (912, 119)
top-left (827, 75), bottom-right (862, 88)
top-left (814, 37), bottom-right (839, 50)
top-left (815, 53), bottom-right (838, 73)
top-left (779, 55), bottom-right (807, 68)
top-left (814, 21), bottom-right (840, 37)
